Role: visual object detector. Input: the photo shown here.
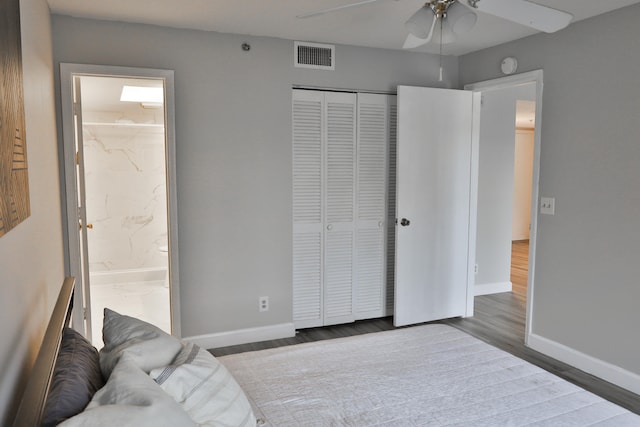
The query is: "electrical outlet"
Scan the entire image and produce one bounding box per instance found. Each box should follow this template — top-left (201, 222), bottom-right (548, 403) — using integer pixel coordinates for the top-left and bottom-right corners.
top-left (259, 296), bottom-right (269, 312)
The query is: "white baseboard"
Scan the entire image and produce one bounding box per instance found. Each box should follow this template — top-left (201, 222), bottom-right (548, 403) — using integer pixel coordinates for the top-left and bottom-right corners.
top-left (528, 333), bottom-right (640, 395)
top-left (90, 267), bottom-right (167, 285)
top-left (475, 281), bottom-right (512, 296)
top-left (183, 322), bottom-right (296, 350)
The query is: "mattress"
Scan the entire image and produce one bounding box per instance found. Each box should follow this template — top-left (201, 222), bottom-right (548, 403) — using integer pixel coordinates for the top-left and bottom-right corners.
top-left (219, 324), bottom-right (640, 426)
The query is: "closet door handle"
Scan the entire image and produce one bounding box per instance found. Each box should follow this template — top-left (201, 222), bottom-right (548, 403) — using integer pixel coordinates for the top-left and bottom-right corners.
top-left (400, 218), bottom-right (410, 227)
top-left (327, 224), bottom-right (333, 231)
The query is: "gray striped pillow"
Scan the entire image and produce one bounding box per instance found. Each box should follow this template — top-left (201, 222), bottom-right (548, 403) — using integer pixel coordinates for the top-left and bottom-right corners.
top-left (150, 342), bottom-right (255, 427)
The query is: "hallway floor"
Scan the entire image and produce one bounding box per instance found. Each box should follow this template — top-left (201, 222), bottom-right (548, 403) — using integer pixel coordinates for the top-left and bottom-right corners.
top-left (510, 239), bottom-right (529, 300)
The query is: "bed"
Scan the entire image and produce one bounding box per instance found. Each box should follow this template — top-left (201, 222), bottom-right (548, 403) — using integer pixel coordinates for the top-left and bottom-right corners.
top-left (12, 279), bottom-right (640, 426)
top-left (221, 326), bottom-right (640, 426)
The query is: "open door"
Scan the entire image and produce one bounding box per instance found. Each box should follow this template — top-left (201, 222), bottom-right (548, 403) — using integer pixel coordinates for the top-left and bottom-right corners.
top-left (394, 86), bottom-right (479, 327)
top-left (69, 76), bottom-right (93, 337)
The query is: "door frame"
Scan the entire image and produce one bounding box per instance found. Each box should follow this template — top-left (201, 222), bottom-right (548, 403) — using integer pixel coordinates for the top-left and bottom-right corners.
top-left (59, 63), bottom-right (181, 338)
top-left (465, 69), bottom-right (544, 345)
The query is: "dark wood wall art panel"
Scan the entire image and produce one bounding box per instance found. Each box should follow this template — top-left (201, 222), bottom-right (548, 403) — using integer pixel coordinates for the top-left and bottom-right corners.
top-left (0, 0), bottom-right (30, 237)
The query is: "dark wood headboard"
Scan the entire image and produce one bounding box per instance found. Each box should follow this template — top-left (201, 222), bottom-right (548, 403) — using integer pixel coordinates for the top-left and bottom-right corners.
top-left (12, 277), bottom-right (75, 427)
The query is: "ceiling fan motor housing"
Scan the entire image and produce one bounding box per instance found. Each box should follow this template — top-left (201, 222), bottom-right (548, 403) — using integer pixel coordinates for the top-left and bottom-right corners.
top-left (427, 0), bottom-right (453, 19)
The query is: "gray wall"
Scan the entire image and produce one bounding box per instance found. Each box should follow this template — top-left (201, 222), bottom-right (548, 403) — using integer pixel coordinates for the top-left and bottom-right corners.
top-left (475, 83), bottom-right (535, 289)
top-left (51, 15), bottom-right (457, 338)
top-left (461, 4), bottom-right (640, 375)
top-left (0, 0), bottom-right (64, 423)
top-left (475, 86), bottom-right (516, 288)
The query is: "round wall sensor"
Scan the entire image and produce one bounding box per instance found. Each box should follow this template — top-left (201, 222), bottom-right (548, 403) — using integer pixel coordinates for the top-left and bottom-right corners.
top-left (501, 57), bottom-right (518, 75)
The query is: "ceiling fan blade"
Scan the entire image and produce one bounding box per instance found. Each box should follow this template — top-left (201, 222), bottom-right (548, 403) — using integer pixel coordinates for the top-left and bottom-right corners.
top-left (296, 0), bottom-right (383, 19)
top-left (403, 33), bottom-right (429, 49)
top-left (403, 14), bottom-right (436, 48)
top-left (463, 0), bottom-right (573, 33)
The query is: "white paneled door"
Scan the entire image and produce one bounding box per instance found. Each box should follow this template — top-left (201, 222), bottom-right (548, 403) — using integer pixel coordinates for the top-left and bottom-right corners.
top-left (394, 86), bottom-right (479, 327)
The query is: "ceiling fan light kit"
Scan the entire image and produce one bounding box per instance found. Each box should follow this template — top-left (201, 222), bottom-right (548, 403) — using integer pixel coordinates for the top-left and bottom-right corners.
top-left (405, 6), bottom-right (434, 40)
top-left (431, 17), bottom-right (457, 45)
top-left (447, 2), bottom-right (477, 34)
top-left (404, 1), bottom-right (470, 47)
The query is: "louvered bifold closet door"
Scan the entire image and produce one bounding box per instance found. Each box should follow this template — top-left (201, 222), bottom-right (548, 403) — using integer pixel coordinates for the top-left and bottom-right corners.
top-left (355, 94), bottom-right (389, 319)
top-left (292, 90), bottom-right (324, 328)
top-left (323, 92), bottom-right (357, 326)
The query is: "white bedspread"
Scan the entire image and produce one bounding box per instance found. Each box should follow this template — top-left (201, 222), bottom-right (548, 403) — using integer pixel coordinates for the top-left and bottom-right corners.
top-left (219, 324), bottom-right (640, 426)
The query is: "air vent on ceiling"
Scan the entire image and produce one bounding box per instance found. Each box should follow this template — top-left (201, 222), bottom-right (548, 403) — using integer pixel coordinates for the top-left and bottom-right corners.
top-left (295, 41), bottom-right (335, 70)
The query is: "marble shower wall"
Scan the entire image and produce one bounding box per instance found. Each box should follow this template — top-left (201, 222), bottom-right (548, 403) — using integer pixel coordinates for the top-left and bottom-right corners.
top-left (82, 112), bottom-right (168, 281)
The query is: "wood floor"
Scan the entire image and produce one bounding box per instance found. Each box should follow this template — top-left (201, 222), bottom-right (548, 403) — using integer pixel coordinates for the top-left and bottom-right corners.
top-left (510, 239), bottom-right (529, 300)
top-left (211, 240), bottom-right (640, 415)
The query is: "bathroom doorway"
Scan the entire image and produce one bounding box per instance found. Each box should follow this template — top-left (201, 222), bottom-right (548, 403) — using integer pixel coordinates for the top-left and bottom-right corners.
top-left (60, 65), bottom-right (180, 347)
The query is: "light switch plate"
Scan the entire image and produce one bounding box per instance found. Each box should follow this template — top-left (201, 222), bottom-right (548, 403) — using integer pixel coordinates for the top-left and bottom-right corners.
top-left (540, 197), bottom-right (555, 215)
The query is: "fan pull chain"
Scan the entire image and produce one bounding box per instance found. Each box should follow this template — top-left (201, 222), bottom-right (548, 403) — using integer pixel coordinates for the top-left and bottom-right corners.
top-left (438, 17), bottom-right (443, 82)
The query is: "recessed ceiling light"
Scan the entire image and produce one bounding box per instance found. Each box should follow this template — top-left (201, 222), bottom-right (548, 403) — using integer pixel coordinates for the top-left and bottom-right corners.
top-left (120, 86), bottom-right (164, 103)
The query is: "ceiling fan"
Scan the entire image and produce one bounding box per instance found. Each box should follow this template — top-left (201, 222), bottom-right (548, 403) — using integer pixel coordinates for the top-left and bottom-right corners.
top-left (297, 0), bottom-right (573, 49)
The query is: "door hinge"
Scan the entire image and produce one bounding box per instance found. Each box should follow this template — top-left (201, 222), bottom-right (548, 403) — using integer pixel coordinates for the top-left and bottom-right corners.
top-left (73, 102), bottom-right (81, 115)
top-left (75, 151), bottom-right (79, 165)
top-left (83, 307), bottom-right (87, 320)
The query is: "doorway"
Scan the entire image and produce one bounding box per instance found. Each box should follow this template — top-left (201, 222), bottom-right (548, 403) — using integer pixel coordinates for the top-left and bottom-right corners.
top-left (60, 64), bottom-right (181, 346)
top-left (511, 100), bottom-right (536, 302)
top-left (465, 70), bottom-right (543, 344)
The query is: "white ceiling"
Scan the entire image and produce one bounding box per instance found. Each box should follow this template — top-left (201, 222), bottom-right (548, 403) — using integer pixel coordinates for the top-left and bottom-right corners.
top-left (47, 0), bottom-right (640, 55)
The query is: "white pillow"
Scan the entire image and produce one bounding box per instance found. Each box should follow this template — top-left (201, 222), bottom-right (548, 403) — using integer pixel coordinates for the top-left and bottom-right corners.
top-left (99, 308), bottom-right (183, 378)
top-left (59, 354), bottom-right (196, 427)
top-left (150, 342), bottom-right (256, 427)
